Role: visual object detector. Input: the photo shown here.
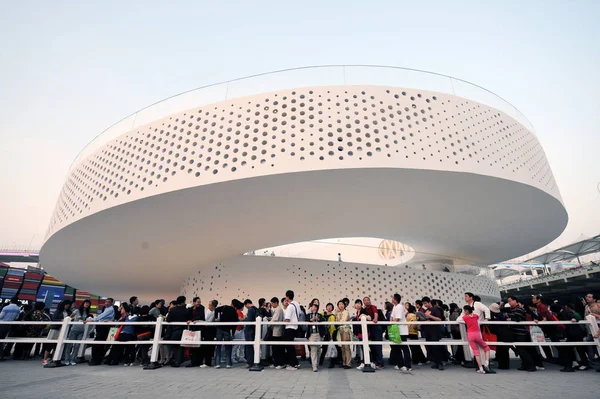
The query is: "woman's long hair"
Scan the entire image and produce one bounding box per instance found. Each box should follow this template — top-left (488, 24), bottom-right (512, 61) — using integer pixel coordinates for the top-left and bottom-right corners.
top-left (78, 299), bottom-right (91, 319)
top-left (56, 300), bottom-right (72, 314)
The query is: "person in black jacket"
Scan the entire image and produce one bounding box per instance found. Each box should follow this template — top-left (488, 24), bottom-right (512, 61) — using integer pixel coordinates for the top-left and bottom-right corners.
top-left (214, 299), bottom-right (241, 368)
top-left (166, 296), bottom-right (189, 367)
top-left (489, 303), bottom-right (511, 369)
top-left (136, 306), bottom-right (155, 367)
top-left (553, 303), bottom-right (587, 372)
top-left (185, 297), bottom-right (205, 367)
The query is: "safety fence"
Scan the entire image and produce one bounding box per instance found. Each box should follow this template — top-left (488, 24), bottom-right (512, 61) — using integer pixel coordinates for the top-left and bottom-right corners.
top-left (1, 316), bottom-right (598, 372)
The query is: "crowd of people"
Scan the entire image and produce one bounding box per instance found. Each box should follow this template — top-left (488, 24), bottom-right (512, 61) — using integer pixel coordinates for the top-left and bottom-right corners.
top-left (0, 290), bottom-right (599, 374)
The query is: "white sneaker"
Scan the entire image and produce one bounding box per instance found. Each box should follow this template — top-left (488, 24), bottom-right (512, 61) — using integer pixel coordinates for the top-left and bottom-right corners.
top-left (536, 366), bottom-right (545, 370)
top-left (199, 364), bottom-right (208, 368)
top-left (275, 365), bottom-right (285, 370)
top-left (286, 366), bottom-right (297, 371)
top-left (357, 363), bottom-right (365, 370)
top-left (225, 365), bottom-right (232, 369)
top-left (578, 365), bottom-right (588, 370)
top-left (214, 365), bottom-right (221, 369)
top-left (394, 365), bottom-right (400, 370)
top-left (400, 366), bottom-right (408, 372)
top-left (63, 361), bottom-right (70, 366)
top-left (70, 362), bottom-right (76, 366)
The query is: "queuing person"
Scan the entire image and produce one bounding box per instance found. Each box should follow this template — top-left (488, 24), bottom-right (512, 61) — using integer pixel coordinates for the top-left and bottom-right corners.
top-left (334, 300), bottom-right (352, 369)
top-left (242, 299), bottom-right (258, 368)
top-left (562, 303), bottom-right (589, 370)
top-left (306, 303), bottom-right (325, 372)
top-left (283, 290), bottom-right (300, 370)
top-left (320, 302), bottom-right (336, 367)
top-left (64, 299), bottom-right (91, 365)
top-left (214, 299), bottom-right (239, 369)
top-left (149, 300), bottom-right (162, 319)
top-left (457, 305), bottom-right (495, 374)
top-left (199, 299), bottom-right (217, 368)
top-left (406, 304), bottom-right (426, 365)
top-left (489, 303), bottom-right (511, 370)
top-left (464, 293), bottom-right (490, 321)
top-left (448, 303), bottom-right (464, 365)
top-left (232, 300), bottom-right (246, 364)
top-left (136, 305), bottom-right (155, 367)
top-left (532, 294), bottom-right (563, 362)
top-left (390, 293), bottom-right (411, 371)
top-left (186, 297), bottom-right (205, 368)
top-left (165, 296), bottom-right (189, 367)
top-left (353, 299), bottom-right (369, 370)
top-left (421, 296), bottom-right (444, 370)
top-left (21, 302), bottom-right (46, 361)
top-left (86, 297), bottom-right (115, 366)
top-left (129, 296), bottom-right (139, 309)
top-left (108, 302), bottom-right (138, 366)
top-left (363, 296), bottom-right (384, 369)
top-left (269, 297), bottom-right (286, 369)
top-left (506, 296), bottom-right (536, 372)
top-left (0, 297), bottom-right (20, 359)
top-left (43, 300), bottom-right (72, 365)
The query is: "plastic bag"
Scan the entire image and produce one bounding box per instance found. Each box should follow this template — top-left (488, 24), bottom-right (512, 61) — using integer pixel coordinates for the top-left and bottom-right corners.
top-left (387, 324), bottom-right (402, 344)
top-left (181, 329), bottom-right (201, 348)
top-left (529, 326), bottom-right (545, 343)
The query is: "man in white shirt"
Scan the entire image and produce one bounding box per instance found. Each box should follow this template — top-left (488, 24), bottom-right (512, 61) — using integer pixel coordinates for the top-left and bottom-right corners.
top-left (283, 290), bottom-right (300, 370)
top-left (390, 293), bottom-right (412, 371)
top-left (464, 292), bottom-right (490, 320)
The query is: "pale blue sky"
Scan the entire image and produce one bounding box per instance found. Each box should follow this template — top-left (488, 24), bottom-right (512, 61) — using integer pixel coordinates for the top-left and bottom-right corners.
top-left (1, 1), bottom-right (598, 254)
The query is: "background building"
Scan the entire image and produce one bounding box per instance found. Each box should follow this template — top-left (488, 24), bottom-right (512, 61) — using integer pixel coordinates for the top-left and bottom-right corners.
top-left (39, 66), bottom-right (567, 303)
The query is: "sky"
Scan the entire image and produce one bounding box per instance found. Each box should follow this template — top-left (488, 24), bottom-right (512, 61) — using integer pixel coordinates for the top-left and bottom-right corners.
top-left (0, 1), bottom-right (599, 257)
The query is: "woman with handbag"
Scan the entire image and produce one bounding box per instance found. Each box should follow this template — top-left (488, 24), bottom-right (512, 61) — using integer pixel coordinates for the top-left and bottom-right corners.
top-left (108, 302), bottom-right (138, 366)
top-left (334, 300), bottom-right (352, 369)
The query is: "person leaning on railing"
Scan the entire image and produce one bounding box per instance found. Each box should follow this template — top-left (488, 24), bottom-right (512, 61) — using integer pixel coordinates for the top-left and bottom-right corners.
top-left (0, 297), bottom-right (21, 360)
top-left (63, 299), bottom-right (91, 366)
top-left (42, 300), bottom-right (72, 365)
top-left (84, 297), bottom-right (115, 366)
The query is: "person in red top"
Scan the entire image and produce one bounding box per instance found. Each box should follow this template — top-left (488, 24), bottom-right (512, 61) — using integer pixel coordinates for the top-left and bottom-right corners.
top-left (532, 294), bottom-right (563, 362)
top-left (363, 296), bottom-right (384, 369)
top-left (232, 300), bottom-right (246, 364)
top-left (458, 305), bottom-right (495, 374)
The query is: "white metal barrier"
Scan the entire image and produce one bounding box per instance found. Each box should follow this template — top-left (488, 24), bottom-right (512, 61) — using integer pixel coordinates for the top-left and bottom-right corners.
top-left (0, 315), bottom-right (598, 371)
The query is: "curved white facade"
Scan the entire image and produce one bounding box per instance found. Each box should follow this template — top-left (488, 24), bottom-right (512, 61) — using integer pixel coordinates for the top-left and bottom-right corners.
top-left (40, 67), bottom-right (568, 300)
top-left (181, 256), bottom-right (501, 307)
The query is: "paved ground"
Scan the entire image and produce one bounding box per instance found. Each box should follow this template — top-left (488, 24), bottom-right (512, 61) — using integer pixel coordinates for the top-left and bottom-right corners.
top-left (0, 358), bottom-right (596, 399)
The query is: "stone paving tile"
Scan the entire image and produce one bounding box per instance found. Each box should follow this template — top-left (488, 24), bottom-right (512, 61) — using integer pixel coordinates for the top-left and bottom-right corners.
top-left (0, 359), bottom-right (596, 399)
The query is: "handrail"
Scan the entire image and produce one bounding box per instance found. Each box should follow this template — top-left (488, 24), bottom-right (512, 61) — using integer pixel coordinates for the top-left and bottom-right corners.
top-left (499, 263), bottom-right (600, 290)
top-left (68, 64), bottom-right (537, 172)
top-left (1, 316), bottom-right (598, 371)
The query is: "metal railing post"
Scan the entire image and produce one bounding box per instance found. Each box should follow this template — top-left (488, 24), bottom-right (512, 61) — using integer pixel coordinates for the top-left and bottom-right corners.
top-left (76, 323), bottom-right (91, 361)
top-left (249, 316), bottom-right (263, 371)
top-left (144, 316), bottom-right (163, 370)
top-left (45, 316), bottom-right (71, 368)
top-left (361, 316), bottom-right (375, 372)
top-left (458, 322), bottom-right (473, 362)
